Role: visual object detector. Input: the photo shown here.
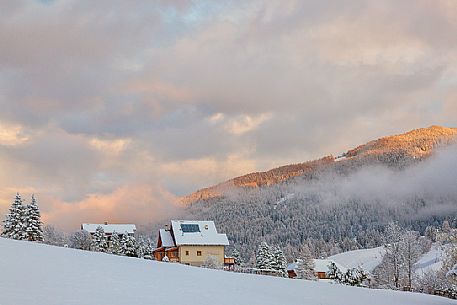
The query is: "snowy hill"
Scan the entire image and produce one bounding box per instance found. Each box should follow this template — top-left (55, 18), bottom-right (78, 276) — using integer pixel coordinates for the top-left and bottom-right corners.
top-left (329, 243), bottom-right (447, 277)
top-left (328, 247), bottom-right (385, 273)
top-left (415, 244), bottom-right (446, 276)
top-left (0, 238), bottom-right (454, 305)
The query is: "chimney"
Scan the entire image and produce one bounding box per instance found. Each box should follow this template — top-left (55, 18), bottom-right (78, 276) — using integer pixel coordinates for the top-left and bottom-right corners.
top-left (104, 221), bottom-right (108, 225)
top-left (164, 224), bottom-right (170, 231)
top-left (204, 224), bottom-right (209, 230)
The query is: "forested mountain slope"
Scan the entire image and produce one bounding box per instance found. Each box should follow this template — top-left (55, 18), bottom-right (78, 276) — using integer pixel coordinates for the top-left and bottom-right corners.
top-left (182, 126), bottom-right (457, 204)
top-left (183, 126), bottom-right (457, 262)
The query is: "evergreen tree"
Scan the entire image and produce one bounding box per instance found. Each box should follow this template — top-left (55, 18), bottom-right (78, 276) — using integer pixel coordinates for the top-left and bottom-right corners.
top-left (91, 226), bottom-right (108, 252)
top-left (24, 195), bottom-right (43, 241)
top-left (271, 246), bottom-right (287, 277)
top-left (109, 232), bottom-right (122, 255)
top-left (2, 193), bottom-right (26, 240)
top-left (121, 233), bottom-right (137, 257)
top-left (135, 235), bottom-right (152, 258)
top-left (232, 248), bottom-right (242, 266)
top-left (256, 242), bottom-right (274, 271)
top-left (327, 262), bottom-right (343, 282)
top-left (341, 267), bottom-right (368, 286)
top-left (295, 245), bottom-right (316, 280)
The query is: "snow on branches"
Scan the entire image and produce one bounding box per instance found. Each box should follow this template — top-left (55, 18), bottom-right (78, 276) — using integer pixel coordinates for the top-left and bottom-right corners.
top-left (2, 193), bottom-right (43, 242)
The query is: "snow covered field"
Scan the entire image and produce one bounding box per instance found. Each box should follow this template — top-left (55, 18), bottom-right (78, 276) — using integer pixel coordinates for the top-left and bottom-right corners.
top-left (328, 246), bottom-right (385, 272)
top-left (0, 238), bottom-right (454, 305)
top-left (415, 244), bottom-right (446, 276)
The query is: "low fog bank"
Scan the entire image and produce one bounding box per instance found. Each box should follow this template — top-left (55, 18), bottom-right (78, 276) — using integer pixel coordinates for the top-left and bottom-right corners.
top-left (291, 144), bottom-right (457, 217)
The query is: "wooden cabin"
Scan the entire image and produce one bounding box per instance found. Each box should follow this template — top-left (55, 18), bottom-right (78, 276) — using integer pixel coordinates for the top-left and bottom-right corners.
top-left (153, 220), bottom-right (229, 267)
top-left (224, 256), bottom-right (235, 270)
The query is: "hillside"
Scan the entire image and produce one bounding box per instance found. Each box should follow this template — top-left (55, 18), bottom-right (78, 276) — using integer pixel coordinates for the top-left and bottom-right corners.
top-left (184, 126), bottom-right (457, 261)
top-left (328, 247), bottom-right (385, 273)
top-left (182, 126), bottom-right (457, 204)
top-left (0, 238), bottom-right (453, 305)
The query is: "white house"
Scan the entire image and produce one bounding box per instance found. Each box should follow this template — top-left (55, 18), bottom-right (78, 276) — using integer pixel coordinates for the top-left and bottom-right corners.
top-left (153, 220), bottom-right (230, 267)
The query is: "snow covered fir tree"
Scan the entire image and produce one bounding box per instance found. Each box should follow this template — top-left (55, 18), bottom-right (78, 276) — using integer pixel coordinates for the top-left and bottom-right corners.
top-left (24, 195), bottom-right (44, 241)
top-left (121, 233), bottom-right (137, 257)
top-left (2, 193), bottom-right (43, 242)
top-left (255, 242), bottom-right (287, 277)
top-left (231, 248), bottom-right (242, 266)
top-left (255, 242), bottom-right (274, 272)
top-left (90, 226), bottom-right (108, 252)
top-left (2, 193), bottom-right (26, 240)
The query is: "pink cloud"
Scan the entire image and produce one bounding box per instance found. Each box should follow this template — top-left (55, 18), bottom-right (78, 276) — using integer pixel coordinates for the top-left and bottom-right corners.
top-left (41, 184), bottom-right (181, 232)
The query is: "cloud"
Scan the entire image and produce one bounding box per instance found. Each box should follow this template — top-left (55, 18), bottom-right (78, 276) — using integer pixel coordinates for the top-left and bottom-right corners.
top-left (0, 122), bottom-right (29, 146)
top-left (282, 145), bottom-right (457, 221)
top-left (41, 184), bottom-right (180, 231)
top-left (224, 113), bottom-right (272, 135)
top-left (0, 0), bottom-right (456, 230)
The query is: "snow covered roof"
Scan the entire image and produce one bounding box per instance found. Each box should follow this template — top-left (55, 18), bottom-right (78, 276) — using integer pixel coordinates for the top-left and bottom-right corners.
top-left (159, 229), bottom-right (176, 247)
top-left (328, 247), bottom-right (385, 273)
top-left (170, 220), bottom-right (229, 246)
top-left (81, 223), bottom-right (136, 234)
top-left (287, 262), bottom-right (297, 271)
top-left (313, 259), bottom-right (348, 273)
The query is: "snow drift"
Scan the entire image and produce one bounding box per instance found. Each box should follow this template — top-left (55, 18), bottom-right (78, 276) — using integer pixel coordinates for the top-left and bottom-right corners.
top-left (0, 238), bottom-right (454, 305)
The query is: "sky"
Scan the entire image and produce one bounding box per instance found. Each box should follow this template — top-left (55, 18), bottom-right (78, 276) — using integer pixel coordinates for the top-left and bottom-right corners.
top-left (0, 0), bottom-right (456, 231)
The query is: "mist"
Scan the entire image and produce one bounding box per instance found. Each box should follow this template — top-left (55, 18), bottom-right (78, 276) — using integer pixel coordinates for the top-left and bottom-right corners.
top-left (291, 144), bottom-right (457, 216)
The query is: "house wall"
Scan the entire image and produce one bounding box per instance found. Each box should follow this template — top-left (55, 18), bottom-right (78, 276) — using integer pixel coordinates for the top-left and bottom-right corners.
top-left (178, 245), bottom-right (225, 266)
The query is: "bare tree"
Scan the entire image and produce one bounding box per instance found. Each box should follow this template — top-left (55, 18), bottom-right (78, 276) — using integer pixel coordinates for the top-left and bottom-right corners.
top-left (69, 230), bottom-right (91, 250)
top-left (400, 231), bottom-right (422, 290)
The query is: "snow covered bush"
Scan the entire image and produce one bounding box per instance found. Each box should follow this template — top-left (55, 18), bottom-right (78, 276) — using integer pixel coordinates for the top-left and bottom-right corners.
top-left (69, 230), bottom-right (91, 250)
top-left (202, 255), bottom-right (222, 269)
top-left (43, 225), bottom-right (68, 246)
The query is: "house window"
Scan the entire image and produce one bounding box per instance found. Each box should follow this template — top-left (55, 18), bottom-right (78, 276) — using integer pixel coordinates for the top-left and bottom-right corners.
top-left (197, 251), bottom-right (202, 256)
top-left (185, 250), bottom-right (189, 256)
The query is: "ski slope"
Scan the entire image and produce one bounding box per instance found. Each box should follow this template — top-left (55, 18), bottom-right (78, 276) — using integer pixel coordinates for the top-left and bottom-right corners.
top-left (328, 246), bottom-right (385, 272)
top-left (0, 238), bottom-right (454, 305)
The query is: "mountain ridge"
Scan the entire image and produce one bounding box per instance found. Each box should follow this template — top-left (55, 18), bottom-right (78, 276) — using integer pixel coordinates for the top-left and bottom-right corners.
top-left (182, 125), bottom-right (457, 204)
